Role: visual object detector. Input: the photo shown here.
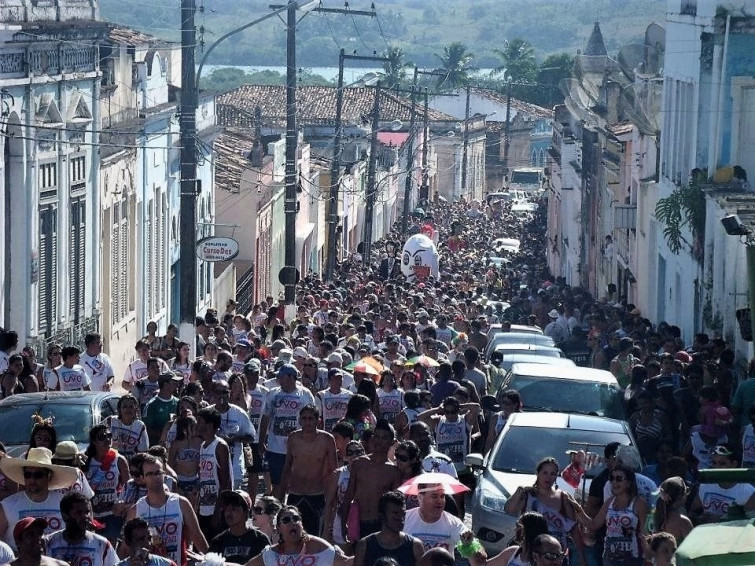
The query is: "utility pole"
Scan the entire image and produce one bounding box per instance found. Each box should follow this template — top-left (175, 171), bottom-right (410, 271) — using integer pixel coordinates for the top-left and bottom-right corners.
top-left (283, 0), bottom-right (297, 307)
top-left (503, 79), bottom-right (513, 179)
top-left (400, 85), bottom-right (416, 235)
top-left (325, 50), bottom-right (389, 281)
top-left (461, 84), bottom-right (470, 200)
top-left (420, 88), bottom-right (429, 205)
top-left (271, 4), bottom-right (375, 287)
top-left (179, 0), bottom-right (198, 352)
top-left (363, 80), bottom-right (381, 266)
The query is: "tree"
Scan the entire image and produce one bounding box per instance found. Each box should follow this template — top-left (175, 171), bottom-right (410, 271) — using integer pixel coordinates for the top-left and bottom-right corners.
top-left (491, 38), bottom-right (538, 84)
top-left (383, 46), bottom-right (408, 90)
top-left (433, 42), bottom-right (477, 91)
top-left (533, 53), bottom-right (574, 107)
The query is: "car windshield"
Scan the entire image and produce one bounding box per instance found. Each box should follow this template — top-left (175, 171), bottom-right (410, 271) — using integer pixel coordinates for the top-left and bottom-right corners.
top-left (0, 402), bottom-right (93, 445)
top-left (509, 376), bottom-right (625, 420)
top-left (492, 426), bottom-right (631, 473)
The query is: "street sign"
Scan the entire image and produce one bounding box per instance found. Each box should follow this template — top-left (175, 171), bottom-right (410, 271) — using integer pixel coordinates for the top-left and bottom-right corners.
top-left (195, 236), bottom-right (240, 262)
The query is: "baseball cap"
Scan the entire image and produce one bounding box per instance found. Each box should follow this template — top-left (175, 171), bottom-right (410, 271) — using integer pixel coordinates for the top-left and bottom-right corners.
top-left (235, 339), bottom-right (252, 349)
top-left (293, 347), bottom-right (308, 359)
top-left (244, 359), bottom-right (261, 373)
top-left (219, 490), bottom-right (252, 513)
top-left (271, 340), bottom-right (287, 350)
top-left (14, 517), bottom-right (48, 541)
top-left (327, 352), bottom-right (343, 365)
top-left (277, 363), bottom-right (298, 378)
top-left (158, 372), bottom-right (182, 385)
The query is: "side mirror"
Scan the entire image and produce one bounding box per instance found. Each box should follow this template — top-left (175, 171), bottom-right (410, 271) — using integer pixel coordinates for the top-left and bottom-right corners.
top-left (465, 453), bottom-right (485, 469)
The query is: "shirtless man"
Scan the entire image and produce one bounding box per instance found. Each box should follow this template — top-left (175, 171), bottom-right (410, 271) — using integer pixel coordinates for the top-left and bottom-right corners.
top-left (342, 419), bottom-right (402, 539)
top-left (276, 404), bottom-right (337, 536)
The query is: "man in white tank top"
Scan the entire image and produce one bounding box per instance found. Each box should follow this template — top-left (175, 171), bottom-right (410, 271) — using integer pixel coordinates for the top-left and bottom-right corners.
top-left (196, 407), bottom-right (233, 541)
top-left (125, 454), bottom-right (207, 566)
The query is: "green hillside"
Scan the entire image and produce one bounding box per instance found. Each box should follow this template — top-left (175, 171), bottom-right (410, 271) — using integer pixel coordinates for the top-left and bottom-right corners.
top-left (99, 0), bottom-right (665, 69)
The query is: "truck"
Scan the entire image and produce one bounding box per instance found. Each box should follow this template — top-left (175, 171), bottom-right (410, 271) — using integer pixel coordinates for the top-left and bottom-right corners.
top-left (508, 167), bottom-right (544, 195)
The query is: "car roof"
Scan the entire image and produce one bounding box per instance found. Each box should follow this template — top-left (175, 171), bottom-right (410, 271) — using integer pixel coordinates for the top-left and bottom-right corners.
top-left (490, 331), bottom-right (550, 341)
top-left (503, 356), bottom-right (575, 367)
top-left (488, 324), bottom-right (544, 336)
top-left (0, 391), bottom-right (116, 407)
top-left (509, 363), bottom-right (618, 385)
top-left (494, 342), bottom-right (559, 351)
top-left (507, 411), bottom-right (629, 433)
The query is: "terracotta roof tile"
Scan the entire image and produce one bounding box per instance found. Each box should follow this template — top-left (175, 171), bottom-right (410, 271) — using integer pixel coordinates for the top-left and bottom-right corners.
top-left (213, 128), bottom-right (258, 194)
top-left (217, 85), bottom-right (454, 129)
top-left (108, 25), bottom-right (171, 47)
top-left (470, 88), bottom-right (552, 120)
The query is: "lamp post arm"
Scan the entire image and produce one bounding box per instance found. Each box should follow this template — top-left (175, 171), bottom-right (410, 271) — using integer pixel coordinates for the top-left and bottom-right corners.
top-left (196, 4), bottom-right (289, 89)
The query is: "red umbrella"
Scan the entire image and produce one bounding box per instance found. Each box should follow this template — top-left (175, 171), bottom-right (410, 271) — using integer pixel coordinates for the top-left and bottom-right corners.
top-left (398, 472), bottom-right (470, 496)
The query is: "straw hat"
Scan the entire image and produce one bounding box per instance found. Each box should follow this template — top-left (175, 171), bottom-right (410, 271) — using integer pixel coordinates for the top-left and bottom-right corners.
top-left (0, 447), bottom-right (78, 490)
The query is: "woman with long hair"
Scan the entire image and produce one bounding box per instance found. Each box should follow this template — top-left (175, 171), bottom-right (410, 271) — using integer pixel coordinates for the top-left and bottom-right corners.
top-left (228, 373), bottom-right (250, 411)
top-left (41, 344), bottom-right (63, 390)
top-left (488, 511), bottom-right (549, 566)
top-left (143, 321), bottom-right (160, 352)
top-left (107, 395), bottom-right (148, 462)
top-left (356, 378), bottom-right (381, 419)
top-left (167, 414), bottom-right (201, 506)
top-left (83, 423), bottom-right (130, 543)
top-left (572, 464), bottom-right (648, 566)
top-left (170, 341), bottom-right (192, 385)
top-left (252, 495), bottom-right (283, 543)
top-left (1, 354), bottom-right (25, 398)
top-left (343, 394), bottom-right (376, 440)
top-left (653, 476), bottom-right (692, 544)
top-left (504, 457), bottom-right (581, 564)
top-left (486, 389), bottom-right (522, 453)
top-left (28, 415), bottom-right (57, 452)
top-left (247, 505), bottom-right (351, 566)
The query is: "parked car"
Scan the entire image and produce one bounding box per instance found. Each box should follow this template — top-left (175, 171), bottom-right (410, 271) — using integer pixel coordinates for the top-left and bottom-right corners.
top-left (484, 256), bottom-right (511, 270)
top-left (486, 324), bottom-right (544, 338)
top-left (488, 344), bottom-right (564, 364)
top-left (0, 392), bottom-right (120, 457)
top-left (484, 332), bottom-right (555, 360)
top-left (494, 354), bottom-right (575, 374)
top-left (490, 238), bottom-right (521, 254)
top-left (465, 412), bottom-right (637, 554)
top-left (497, 363), bottom-right (626, 420)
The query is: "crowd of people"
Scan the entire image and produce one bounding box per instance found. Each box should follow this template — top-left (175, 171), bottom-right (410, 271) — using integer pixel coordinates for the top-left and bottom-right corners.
top-left (0, 195), bottom-right (752, 566)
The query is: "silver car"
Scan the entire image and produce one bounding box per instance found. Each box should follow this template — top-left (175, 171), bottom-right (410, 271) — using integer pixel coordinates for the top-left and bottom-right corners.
top-left (465, 412), bottom-right (636, 554)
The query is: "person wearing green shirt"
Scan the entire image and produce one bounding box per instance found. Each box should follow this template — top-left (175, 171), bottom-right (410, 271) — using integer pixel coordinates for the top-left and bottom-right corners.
top-left (143, 372), bottom-right (181, 446)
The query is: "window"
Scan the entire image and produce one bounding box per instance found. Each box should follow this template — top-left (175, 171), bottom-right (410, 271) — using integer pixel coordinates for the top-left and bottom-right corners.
top-left (70, 156), bottom-right (86, 196)
top-left (111, 194), bottom-right (130, 324)
top-left (39, 162), bottom-right (57, 202)
top-left (39, 206), bottom-right (58, 334)
top-left (69, 198), bottom-right (85, 323)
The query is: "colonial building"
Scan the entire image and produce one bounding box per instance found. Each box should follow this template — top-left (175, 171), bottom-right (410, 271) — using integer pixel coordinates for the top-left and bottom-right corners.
top-left (428, 88), bottom-right (551, 192)
top-left (98, 26), bottom-right (216, 371)
top-left (0, 0), bottom-right (108, 353)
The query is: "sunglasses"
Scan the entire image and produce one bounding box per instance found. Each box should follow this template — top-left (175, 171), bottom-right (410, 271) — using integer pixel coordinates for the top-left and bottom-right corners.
top-left (535, 550), bottom-right (568, 561)
top-left (23, 470), bottom-right (48, 480)
top-left (253, 506), bottom-right (269, 515)
top-left (279, 514), bottom-right (302, 525)
top-left (713, 446), bottom-right (733, 456)
top-left (610, 475), bottom-right (627, 482)
top-left (303, 363), bottom-right (317, 368)
top-left (346, 449), bottom-right (364, 457)
top-left (144, 470), bottom-right (164, 477)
